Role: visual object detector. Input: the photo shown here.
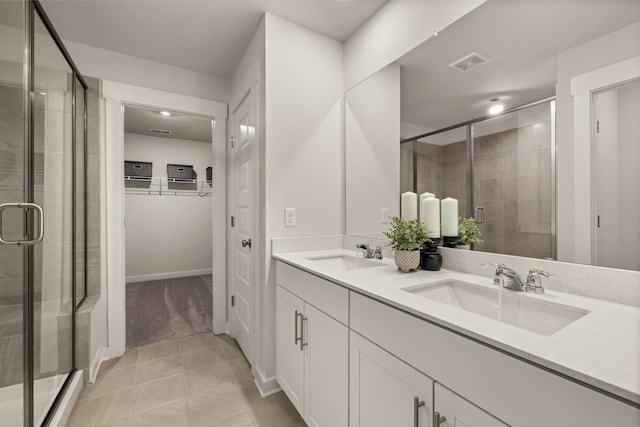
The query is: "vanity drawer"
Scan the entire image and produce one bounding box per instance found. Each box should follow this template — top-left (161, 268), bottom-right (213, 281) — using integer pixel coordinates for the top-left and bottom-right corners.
top-left (276, 261), bottom-right (349, 325)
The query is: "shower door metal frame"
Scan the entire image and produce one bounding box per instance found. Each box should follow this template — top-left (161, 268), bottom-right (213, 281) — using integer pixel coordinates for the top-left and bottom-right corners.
top-left (401, 96), bottom-right (557, 260)
top-left (17, 1), bottom-right (89, 425)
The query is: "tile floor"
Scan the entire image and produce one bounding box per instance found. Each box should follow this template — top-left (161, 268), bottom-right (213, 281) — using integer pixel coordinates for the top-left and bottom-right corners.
top-left (68, 333), bottom-right (306, 427)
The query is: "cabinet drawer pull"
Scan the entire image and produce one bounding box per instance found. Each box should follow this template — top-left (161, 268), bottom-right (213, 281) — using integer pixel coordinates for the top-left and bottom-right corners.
top-left (413, 396), bottom-right (425, 427)
top-left (294, 310), bottom-right (302, 345)
top-left (433, 411), bottom-right (446, 426)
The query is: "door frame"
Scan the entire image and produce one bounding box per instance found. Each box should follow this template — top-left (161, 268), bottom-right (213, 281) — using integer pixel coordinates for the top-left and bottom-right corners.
top-left (570, 55), bottom-right (640, 265)
top-left (102, 81), bottom-right (228, 359)
top-left (227, 63), bottom-right (260, 368)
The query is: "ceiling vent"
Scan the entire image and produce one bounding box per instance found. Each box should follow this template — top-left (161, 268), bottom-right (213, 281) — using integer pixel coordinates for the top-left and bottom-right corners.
top-left (449, 52), bottom-right (490, 72)
top-left (149, 128), bottom-right (172, 135)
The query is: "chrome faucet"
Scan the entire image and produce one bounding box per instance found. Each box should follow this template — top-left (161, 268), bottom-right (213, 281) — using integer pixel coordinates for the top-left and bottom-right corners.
top-left (481, 263), bottom-right (525, 291)
top-left (356, 243), bottom-right (383, 260)
top-left (482, 263), bottom-right (553, 293)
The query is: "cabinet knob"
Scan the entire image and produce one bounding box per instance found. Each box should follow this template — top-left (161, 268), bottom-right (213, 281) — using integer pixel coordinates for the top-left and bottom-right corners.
top-left (241, 238), bottom-right (252, 248)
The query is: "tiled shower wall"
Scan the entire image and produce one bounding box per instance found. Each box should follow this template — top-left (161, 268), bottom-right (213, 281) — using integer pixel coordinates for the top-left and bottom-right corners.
top-left (406, 121), bottom-right (552, 259)
top-left (474, 122), bottom-right (552, 258)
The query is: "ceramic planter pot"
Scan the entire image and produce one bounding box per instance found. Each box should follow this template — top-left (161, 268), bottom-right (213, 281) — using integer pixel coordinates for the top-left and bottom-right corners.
top-left (456, 244), bottom-right (471, 250)
top-left (394, 250), bottom-right (420, 272)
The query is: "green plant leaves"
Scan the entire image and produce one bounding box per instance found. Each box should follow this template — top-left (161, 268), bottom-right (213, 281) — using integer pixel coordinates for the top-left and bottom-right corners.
top-left (383, 217), bottom-right (430, 251)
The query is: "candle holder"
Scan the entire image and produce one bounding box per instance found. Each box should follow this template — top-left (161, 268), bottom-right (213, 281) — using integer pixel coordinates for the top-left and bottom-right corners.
top-left (442, 235), bottom-right (461, 248)
top-left (421, 240), bottom-right (442, 271)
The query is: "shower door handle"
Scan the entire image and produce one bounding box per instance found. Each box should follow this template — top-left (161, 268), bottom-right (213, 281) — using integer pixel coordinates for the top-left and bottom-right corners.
top-left (474, 206), bottom-right (484, 224)
top-left (0, 202), bottom-right (44, 246)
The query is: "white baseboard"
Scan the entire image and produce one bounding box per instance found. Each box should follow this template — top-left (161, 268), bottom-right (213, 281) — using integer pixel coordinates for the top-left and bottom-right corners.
top-left (49, 370), bottom-right (83, 427)
top-left (126, 269), bottom-right (213, 284)
top-left (254, 372), bottom-right (282, 397)
top-left (89, 347), bottom-right (109, 383)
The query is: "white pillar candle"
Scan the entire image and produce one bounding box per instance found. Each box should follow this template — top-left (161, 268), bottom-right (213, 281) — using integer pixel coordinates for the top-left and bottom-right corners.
top-left (441, 197), bottom-right (459, 236)
top-left (422, 197), bottom-right (440, 238)
top-left (401, 191), bottom-right (418, 220)
top-left (419, 192), bottom-right (435, 220)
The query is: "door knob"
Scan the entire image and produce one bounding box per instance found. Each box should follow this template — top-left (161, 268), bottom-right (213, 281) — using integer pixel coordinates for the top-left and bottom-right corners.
top-left (241, 238), bottom-right (252, 248)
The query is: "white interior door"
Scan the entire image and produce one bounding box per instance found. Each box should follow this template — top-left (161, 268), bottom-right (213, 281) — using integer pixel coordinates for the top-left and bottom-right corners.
top-left (230, 88), bottom-right (256, 362)
top-left (593, 78), bottom-right (640, 270)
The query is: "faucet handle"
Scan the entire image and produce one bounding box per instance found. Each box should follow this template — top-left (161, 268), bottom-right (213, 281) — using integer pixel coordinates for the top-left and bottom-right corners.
top-left (528, 267), bottom-right (553, 278)
top-left (373, 246), bottom-right (383, 260)
top-left (526, 267), bottom-right (553, 293)
top-left (356, 243), bottom-right (370, 249)
top-left (480, 262), bottom-right (505, 268)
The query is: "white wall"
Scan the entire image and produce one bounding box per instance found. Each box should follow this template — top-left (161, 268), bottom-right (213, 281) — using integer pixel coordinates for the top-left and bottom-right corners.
top-left (556, 21), bottom-right (640, 263)
top-left (63, 40), bottom-right (229, 102)
top-left (229, 13), bottom-right (344, 395)
top-left (345, 63), bottom-right (400, 236)
top-left (343, 0), bottom-right (485, 90)
top-left (124, 133), bottom-right (213, 282)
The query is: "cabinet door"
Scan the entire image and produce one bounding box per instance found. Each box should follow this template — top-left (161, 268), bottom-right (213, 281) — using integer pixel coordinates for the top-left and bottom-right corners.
top-left (276, 286), bottom-right (305, 416)
top-left (350, 331), bottom-right (434, 427)
top-left (435, 383), bottom-right (508, 427)
top-left (304, 304), bottom-right (348, 427)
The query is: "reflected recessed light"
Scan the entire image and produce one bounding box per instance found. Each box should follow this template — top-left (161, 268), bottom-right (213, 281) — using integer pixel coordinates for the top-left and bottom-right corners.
top-left (488, 98), bottom-right (505, 115)
top-left (160, 111), bottom-right (171, 116)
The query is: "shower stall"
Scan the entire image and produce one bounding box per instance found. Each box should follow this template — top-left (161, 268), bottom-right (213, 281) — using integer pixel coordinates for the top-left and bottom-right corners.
top-left (401, 98), bottom-right (556, 260)
top-left (0, 1), bottom-right (87, 425)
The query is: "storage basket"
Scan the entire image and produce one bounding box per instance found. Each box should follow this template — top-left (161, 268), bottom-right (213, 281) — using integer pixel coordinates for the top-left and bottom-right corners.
top-left (124, 161), bottom-right (152, 179)
top-left (167, 164), bottom-right (194, 181)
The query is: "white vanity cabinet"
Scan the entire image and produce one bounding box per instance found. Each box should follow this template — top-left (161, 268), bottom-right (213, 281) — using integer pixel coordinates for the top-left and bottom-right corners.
top-left (350, 330), bottom-right (507, 427)
top-left (276, 262), bottom-right (349, 427)
top-left (350, 291), bottom-right (640, 427)
top-left (350, 331), bottom-right (434, 427)
top-left (434, 384), bottom-right (508, 427)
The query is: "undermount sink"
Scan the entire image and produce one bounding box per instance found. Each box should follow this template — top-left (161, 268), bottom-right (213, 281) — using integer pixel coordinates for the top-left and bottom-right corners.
top-left (306, 254), bottom-right (385, 271)
top-left (404, 280), bottom-right (589, 336)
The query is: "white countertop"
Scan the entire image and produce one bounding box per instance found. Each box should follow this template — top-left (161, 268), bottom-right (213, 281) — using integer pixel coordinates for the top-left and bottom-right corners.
top-left (273, 248), bottom-right (640, 405)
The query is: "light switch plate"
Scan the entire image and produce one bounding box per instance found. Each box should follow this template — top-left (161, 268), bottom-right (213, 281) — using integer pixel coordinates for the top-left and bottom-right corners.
top-left (285, 208), bottom-right (296, 227)
top-left (380, 208), bottom-right (390, 224)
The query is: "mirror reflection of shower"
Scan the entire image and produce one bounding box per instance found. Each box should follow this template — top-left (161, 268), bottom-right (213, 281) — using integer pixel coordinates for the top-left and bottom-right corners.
top-left (401, 99), bottom-right (555, 260)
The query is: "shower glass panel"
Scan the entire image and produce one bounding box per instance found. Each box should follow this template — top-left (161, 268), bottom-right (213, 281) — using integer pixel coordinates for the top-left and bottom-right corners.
top-left (415, 126), bottom-right (468, 217)
top-left (0, 1), bottom-right (26, 425)
top-left (471, 101), bottom-right (553, 258)
top-left (32, 12), bottom-right (74, 423)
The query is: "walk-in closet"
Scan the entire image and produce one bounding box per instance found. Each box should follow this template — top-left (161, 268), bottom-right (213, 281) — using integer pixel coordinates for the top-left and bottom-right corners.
top-left (123, 106), bottom-right (214, 348)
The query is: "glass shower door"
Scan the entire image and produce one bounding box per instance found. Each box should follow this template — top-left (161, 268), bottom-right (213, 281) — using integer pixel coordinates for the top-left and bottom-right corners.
top-left (0, 1), bottom-right (26, 426)
top-left (32, 12), bottom-right (75, 424)
top-left (471, 101), bottom-right (554, 258)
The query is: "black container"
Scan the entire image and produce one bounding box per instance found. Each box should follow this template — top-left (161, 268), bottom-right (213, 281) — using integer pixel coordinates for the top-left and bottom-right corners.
top-left (124, 160), bottom-right (152, 179)
top-left (443, 235), bottom-right (461, 248)
top-left (421, 241), bottom-right (443, 271)
top-left (167, 164), bottom-right (194, 181)
top-left (206, 166), bottom-right (212, 182)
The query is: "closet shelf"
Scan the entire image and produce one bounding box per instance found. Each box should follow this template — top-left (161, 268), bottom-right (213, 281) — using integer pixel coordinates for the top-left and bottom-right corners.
top-left (124, 176), bottom-right (212, 197)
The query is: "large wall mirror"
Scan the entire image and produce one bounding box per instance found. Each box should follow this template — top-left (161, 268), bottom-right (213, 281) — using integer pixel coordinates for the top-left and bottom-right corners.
top-left (345, 0), bottom-right (640, 271)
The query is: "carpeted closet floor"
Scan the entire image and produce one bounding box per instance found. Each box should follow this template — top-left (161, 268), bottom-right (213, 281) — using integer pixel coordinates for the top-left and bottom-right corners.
top-left (126, 275), bottom-right (213, 348)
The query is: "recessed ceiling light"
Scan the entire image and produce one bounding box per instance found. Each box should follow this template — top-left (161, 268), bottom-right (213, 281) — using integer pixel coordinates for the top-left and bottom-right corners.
top-left (488, 98), bottom-right (505, 115)
top-left (160, 111), bottom-right (171, 117)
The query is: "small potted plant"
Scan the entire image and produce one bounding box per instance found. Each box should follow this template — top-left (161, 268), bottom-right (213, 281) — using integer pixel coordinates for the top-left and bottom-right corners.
top-left (457, 217), bottom-right (482, 250)
top-left (383, 217), bottom-right (430, 272)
